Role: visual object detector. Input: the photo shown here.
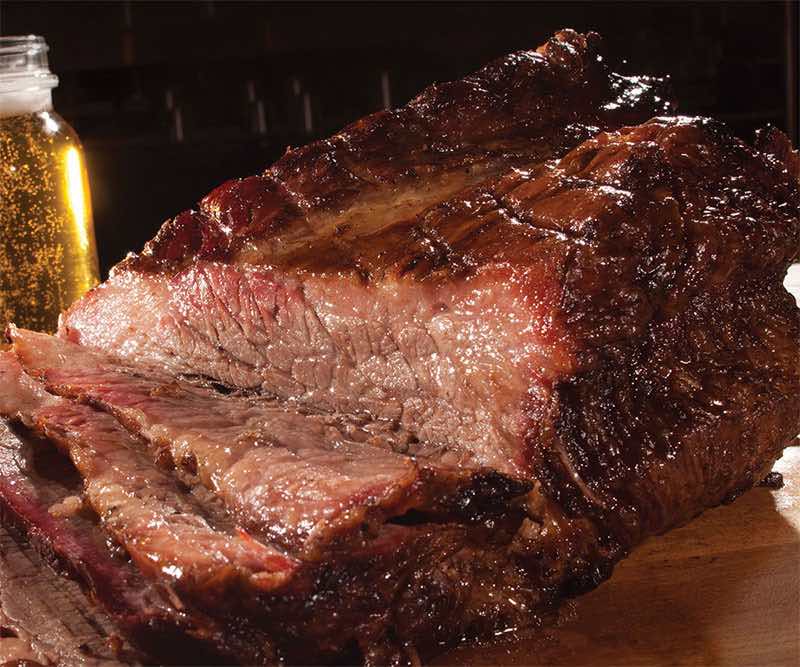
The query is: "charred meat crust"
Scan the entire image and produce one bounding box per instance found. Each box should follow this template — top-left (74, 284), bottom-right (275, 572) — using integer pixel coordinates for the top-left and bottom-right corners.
top-left (525, 118), bottom-right (800, 552)
top-left (106, 29), bottom-right (674, 273)
top-left (0, 28), bottom-right (797, 666)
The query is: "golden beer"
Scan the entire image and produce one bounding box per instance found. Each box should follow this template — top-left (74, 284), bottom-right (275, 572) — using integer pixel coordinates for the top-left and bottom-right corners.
top-left (0, 36), bottom-right (99, 332)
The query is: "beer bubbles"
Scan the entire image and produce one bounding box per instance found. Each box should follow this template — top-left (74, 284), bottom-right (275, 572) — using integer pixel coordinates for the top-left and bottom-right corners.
top-left (0, 36), bottom-right (99, 332)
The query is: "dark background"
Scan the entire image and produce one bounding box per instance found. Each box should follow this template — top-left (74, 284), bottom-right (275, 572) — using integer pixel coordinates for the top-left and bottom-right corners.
top-left (1, 1), bottom-right (798, 275)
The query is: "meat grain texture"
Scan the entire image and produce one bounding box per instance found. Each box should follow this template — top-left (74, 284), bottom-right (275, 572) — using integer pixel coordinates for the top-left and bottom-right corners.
top-left (1, 29), bottom-right (799, 665)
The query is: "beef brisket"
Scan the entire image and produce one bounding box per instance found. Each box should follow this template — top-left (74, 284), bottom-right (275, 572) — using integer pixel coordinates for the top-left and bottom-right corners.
top-left (1, 28), bottom-right (799, 666)
top-left (59, 115), bottom-right (800, 535)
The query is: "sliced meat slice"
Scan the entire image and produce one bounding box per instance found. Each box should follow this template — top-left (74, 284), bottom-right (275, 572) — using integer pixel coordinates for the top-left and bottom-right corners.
top-left (0, 351), bottom-right (523, 664)
top-left (0, 521), bottom-right (137, 666)
top-left (0, 416), bottom-right (276, 665)
top-left (0, 352), bottom-right (297, 602)
top-left (8, 329), bottom-right (529, 558)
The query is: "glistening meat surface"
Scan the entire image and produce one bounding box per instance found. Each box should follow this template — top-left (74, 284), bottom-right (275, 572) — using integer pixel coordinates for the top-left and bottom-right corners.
top-left (2, 27), bottom-right (799, 666)
top-left (0, 352), bottom-right (298, 603)
top-left (9, 328), bottom-right (530, 558)
top-left (0, 410), bottom-right (276, 664)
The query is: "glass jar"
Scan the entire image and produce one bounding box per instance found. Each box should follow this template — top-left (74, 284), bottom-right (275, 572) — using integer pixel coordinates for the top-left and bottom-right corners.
top-left (0, 35), bottom-right (99, 333)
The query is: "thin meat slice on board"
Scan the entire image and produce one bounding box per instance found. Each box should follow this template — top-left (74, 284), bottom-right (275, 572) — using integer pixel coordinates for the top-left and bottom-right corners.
top-left (8, 329), bottom-right (530, 559)
top-left (0, 415), bottom-right (276, 665)
top-left (0, 516), bottom-right (141, 665)
top-left (0, 351), bottom-right (298, 604)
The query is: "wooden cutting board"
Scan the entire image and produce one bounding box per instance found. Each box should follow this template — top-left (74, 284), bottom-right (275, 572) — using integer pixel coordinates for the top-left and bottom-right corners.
top-left (436, 439), bottom-right (800, 667)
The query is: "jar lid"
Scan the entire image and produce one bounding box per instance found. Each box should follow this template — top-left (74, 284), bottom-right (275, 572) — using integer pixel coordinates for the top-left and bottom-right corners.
top-left (0, 35), bottom-right (59, 94)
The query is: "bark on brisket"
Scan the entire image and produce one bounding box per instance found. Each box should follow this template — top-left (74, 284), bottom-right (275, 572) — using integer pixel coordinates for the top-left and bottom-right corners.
top-left (523, 118), bottom-right (800, 552)
top-left (116, 29), bottom-right (672, 272)
top-left (4, 27), bottom-right (798, 667)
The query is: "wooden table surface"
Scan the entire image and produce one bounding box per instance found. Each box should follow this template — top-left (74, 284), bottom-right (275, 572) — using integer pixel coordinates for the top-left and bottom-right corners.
top-left (437, 270), bottom-right (800, 667)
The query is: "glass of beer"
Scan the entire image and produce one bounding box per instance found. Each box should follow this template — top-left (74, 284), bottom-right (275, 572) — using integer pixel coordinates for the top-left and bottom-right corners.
top-left (0, 35), bottom-right (99, 333)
